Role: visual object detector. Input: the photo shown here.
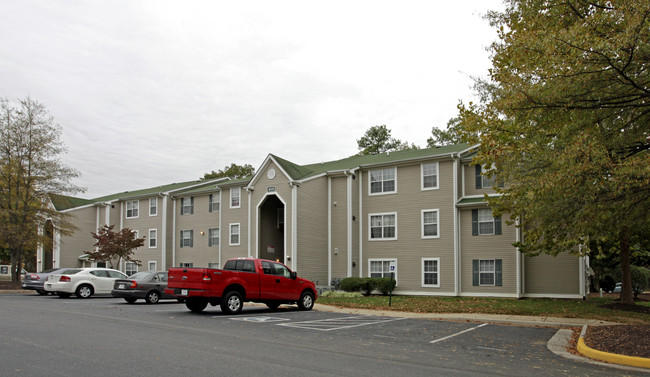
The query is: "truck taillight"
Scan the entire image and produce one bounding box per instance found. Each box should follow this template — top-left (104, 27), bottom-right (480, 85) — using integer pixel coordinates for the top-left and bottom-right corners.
top-left (202, 272), bottom-right (211, 282)
top-left (60, 276), bottom-right (71, 282)
top-left (130, 281), bottom-right (137, 288)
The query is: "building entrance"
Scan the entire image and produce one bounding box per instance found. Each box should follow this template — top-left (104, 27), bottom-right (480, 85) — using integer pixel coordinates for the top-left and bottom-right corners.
top-left (258, 194), bottom-right (285, 263)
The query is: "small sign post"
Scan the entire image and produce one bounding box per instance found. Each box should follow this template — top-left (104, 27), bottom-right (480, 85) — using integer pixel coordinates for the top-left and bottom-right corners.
top-left (389, 262), bottom-right (396, 307)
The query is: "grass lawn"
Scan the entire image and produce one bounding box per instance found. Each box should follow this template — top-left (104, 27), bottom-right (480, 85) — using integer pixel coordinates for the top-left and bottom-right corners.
top-left (317, 293), bottom-right (650, 324)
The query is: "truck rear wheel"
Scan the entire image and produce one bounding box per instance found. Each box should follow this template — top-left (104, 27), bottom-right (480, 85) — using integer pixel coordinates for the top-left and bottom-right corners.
top-left (220, 291), bottom-right (243, 314)
top-left (185, 298), bottom-right (208, 313)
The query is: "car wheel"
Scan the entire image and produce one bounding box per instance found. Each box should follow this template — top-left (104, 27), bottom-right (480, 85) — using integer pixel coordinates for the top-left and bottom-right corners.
top-left (297, 291), bottom-right (314, 311)
top-left (57, 292), bottom-right (71, 298)
top-left (36, 289), bottom-right (48, 296)
top-left (124, 297), bottom-right (137, 304)
top-left (75, 284), bottom-right (93, 299)
top-left (185, 298), bottom-right (208, 313)
top-left (145, 290), bottom-right (160, 304)
top-left (220, 291), bottom-right (243, 315)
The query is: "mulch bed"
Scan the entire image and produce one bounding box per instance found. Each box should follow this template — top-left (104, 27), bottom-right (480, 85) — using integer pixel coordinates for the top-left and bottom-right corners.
top-left (585, 325), bottom-right (650, 358)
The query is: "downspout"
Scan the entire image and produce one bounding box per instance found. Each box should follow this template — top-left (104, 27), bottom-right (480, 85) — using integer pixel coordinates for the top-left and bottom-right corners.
top-left (452, 153), bottom-right (460, 296)
top-left (328, 177), bottom-right (332, 287)
top-left (245, 187), bottom-right (253, 258)
top-left (343, 170), bottom-right (353, 277)
top-left (160, 193), bottom-right (167, 269)
top-left (217, 188), bottom-right (222, 265)
top-left (289, 181), bottom-right (298, 271)
top-left (171, 196), bottom-right (177, 267)
top-left (358, 170), bottom-right (363, 278)
top-left (515, 217), bottom-right (521, 298)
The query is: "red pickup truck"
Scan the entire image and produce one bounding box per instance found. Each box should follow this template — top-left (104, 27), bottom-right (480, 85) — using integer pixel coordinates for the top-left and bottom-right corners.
top-left (165, 258), bottom-right (317, 314)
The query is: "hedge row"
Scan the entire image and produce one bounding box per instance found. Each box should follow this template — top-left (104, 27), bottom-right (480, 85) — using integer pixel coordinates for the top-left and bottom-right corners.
top-left (339, 277), bottom-right (396, 296)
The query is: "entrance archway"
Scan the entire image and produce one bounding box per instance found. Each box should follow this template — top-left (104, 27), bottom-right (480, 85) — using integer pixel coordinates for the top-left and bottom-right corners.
top-left (258, 194), bottom-right (285, 263)
top-left (43, 220), bottom-right (54, 270)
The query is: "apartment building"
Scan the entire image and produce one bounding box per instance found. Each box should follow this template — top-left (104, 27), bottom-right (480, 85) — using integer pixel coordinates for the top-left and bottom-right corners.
top-left (43, 144), bottom-right (587, 298)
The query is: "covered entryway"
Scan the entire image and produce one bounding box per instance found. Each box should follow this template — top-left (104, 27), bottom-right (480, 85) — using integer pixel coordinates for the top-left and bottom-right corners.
top-left (258, 194), bottom-right (285, 263)
top-left (42, 220), bottom-right (54, 271)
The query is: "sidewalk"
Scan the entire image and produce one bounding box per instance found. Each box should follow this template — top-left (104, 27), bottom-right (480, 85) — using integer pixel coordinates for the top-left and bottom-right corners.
top-left (313, 303), bottom-right (650, 372)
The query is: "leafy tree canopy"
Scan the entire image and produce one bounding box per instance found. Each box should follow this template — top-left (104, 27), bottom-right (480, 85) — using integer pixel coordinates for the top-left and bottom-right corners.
top-left (356, 125), bottom-right (418, 155)
top-left (84, 225), bottom-right (144, 269)
top-left (459, 0), bottom-right (650, 304)
top-left (427, 117), bottom-right (468, 147)
top-left (202, 163), bottom-right (255, 181)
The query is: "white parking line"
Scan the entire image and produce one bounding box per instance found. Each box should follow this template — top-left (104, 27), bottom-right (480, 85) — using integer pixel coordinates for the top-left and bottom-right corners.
top-left (278, 316), bottom-right (407, 331)
top-left (430, 323), bottom-right (488, 344)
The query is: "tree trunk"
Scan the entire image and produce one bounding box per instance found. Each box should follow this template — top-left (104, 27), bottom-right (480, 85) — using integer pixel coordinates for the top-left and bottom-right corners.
top-left (619, 227), bottom-right (634, 305)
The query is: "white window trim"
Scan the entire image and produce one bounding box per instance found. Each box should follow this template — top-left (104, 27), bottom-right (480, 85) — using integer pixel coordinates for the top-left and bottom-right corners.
top-left (210, 194), bottom-right (220, 212)
top-left (479, 259), bottom-right (496, 286)
top-left (368, 167), bottom-right (397, 196)
top-left (126, 200), bottom-right (139, 219)
top-left (149, 198), bottom-right (158, 216)
top-left (230, 187), bottom-right (241, 209)
top-left (180, 230), bottom-right (193, 248)
top-left (148, 229), bottom-right (157, 248)
top-left (422, 258), bottom-right (440, 288)
top-left (368, 258), bottom-right (398, 284)
top-left (478, 208), bottom-right (496, 236)
top-left (421, 162), bottom-right (439, 190)
top-left (208, 227), bottom-right (219, 247)
top-left (368, 212), bottom-right (398, 241)
top-left (148, 261), bottom-right (157, 271)
top-left (421, 209), bottom-right (440, 239)
top-left (229, 223), bottom-right (241, 246)
top-left (125, 261), bottom-right (138, 276)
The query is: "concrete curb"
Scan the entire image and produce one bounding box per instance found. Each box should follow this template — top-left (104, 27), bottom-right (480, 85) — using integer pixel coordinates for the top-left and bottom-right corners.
top-left (577, 324), bottom-right (650, 369)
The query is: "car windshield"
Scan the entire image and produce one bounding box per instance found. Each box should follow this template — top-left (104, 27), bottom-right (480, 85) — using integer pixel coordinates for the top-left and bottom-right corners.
top-left (129, 271), bottom-right (153, 280)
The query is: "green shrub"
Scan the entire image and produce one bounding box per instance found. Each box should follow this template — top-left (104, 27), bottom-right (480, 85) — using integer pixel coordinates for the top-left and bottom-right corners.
top-left (340, 277), bottom-right (363, 292)
top-left (340, 277), bottom-right (396, 295)
top-left (631, 265), bottom-right (650, 299)
top-left (375, 277), bottom-right (397, 295)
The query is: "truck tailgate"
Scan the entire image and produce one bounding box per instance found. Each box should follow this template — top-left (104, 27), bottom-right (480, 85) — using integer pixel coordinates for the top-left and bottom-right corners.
top-left (167, 268), bottom-right (214, 290)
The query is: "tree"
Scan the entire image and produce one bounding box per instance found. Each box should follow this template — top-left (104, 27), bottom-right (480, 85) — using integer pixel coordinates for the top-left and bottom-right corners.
top-left (0, 97), bottom-right (82, 283)
top-left (459, 1), bottom-right (650, 304)
top-left (356, 125), bottom-right (418, 155)
top-left (84, 225), bottom-right (145, 269)
top-left (427, 117), bottom-right (467, 147)
top-left (202, 163), bottom-right (255, 181)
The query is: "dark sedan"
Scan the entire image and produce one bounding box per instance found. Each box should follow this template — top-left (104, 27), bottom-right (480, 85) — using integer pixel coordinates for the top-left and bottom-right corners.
top-left (22, 268), bottom-right (73, 295)
top-left (111, 271), bottom-right (177, 304)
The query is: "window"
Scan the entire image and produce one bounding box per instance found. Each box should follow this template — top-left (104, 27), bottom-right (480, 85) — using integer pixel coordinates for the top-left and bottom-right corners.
top-left (180, 230), bottom-right (193, 248)
top-left (148, 261), bottom-right (157, 271)
top-left (125, 262), bottom-right (138, 276)
top-left (471, 209), bottom-right (502, 236)
top-left (472, 259), bottom-right (502, 286)
top-left (208, 262), bottom-right (220, 269)
top-left (180, 197), bottom-right (194, 215)
top-left (369, 168), bottom-right (396, 194)
top-left (422, 258), bottom-right (440, 287)
top-left (475, 164), bottom-right (502, 189)
top-left (369, 213), bottom-right (397, 240)
top-left (126, 200), bottom-right (139, 219)
top-left (369, 259), bottom-right (397, 282)
top-left (209, 194), bottom-right (220, 212)
top-left (179, 262), bottom-right (193, 268)
top-left (208, 228), bottom-right (219, 247)
top-left (230, 223), bottom-right (240, 245)
top-left (422, 209), bottom-right (439, 238)
top-left (149, 229), bottom-right (157, 248)
top-left (149, 198), bottom-right (157, 216)
top-left (421, 162), bottom-right (438, 190)
top-left (230, 187), bottom-right (241, 208)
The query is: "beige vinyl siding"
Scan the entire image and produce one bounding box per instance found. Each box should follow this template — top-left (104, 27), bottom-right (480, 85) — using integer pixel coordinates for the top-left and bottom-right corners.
top-left (459, 208), bottom-right (517, 294)
top-left (164, 195), bottom-right (175, 269)
top-left (220, 185), bottom-right (249, 262)
top-left (361, 161), bottom-right (456, 293)
top-left (120, 197), bottom-right (167, 270)
top-left (524, 253), bottom-right (581, 295)
top-left (58, 207), bottom-right (97, 268)
top-left (296, 178), bottom-right (329, 285)
top-left (330, 176), bottom-right (349, 280)
top-left (174, 194), bottom-right (221, 267)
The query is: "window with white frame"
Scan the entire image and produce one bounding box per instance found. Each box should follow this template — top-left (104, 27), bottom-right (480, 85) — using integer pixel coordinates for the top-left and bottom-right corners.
top-left (422, 258), bottom-right (440, 287)
top-left (149, 198), bottom-right (157, 216)
top-left (148, 261), bottom-right (157, 271)
top-left (148, 229), bottom-right (157, 248)
top-left (126, 200), bottom-right (139, 219)
top-left (230, 187), bottom-right (241, 208)
top-left (180, 197), bottom-right (194, 215)
top-left (369, 259), bottom-right (397, 282)
top-left (209, 194), bottom-right (220, 212)
top-left (180, 230), bottom-right (193, 248)
top-left (230, 223), bottom-right (240, 245)
top-left (421, 162), bottom-right (438, 190)
top-left (479, 259), bottom-right (495, 286)
top-left (421, 209), bottom-right (439, 238)
top-left (179, 262), bottom-right (193, 268)
top-left (369, 213), bottom-right (397, 240)
top-left (208, 228), bottom-right (219, 247)
top-left (475, 164), bottom-right (498, 189)
top-left (369, 168), bottom-right (396, 194)
top-left (125, 261), bottom-right (138, 276)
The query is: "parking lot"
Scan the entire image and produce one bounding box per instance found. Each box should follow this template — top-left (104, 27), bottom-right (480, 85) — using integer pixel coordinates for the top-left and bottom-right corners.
top-left (0, 294), bottom-right (642, 377)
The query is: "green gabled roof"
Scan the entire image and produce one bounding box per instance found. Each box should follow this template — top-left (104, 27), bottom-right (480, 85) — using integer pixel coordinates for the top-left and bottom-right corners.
top-left (49, 194), bottom-right (93, 211)
top-left (275, 143), bottom-right (472, 181)
top-left (89, 180), bottom-right (205, 202)
top-left (457, 197), bottom-right (488, 205)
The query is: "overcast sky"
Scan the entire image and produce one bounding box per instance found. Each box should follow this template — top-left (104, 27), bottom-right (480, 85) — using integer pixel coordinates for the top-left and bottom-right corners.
top-left (1, 0), bottom-right (503, 199)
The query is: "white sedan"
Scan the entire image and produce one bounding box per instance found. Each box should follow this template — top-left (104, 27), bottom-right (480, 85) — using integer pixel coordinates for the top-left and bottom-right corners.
top-left (45, 268), bottom-right (128, 298)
